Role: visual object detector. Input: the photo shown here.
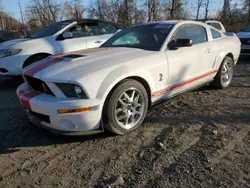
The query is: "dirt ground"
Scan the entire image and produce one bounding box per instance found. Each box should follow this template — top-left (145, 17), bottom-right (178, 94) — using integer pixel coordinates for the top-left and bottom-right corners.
top-left (0, 59), bottom-right (249, 188)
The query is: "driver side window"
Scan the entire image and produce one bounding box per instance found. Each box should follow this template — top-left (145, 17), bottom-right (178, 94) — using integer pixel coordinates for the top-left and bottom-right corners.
top-left (173, 25), bottom-right (208, 45)
top-left (64, 23), bottom-right (100, 38)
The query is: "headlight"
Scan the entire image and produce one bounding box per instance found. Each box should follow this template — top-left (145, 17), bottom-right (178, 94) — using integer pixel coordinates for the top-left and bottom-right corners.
top-left (74, 85), bottom-right (85, 98)
top-left (0, 49), bottom-right (22, 58)
top-left (56, 83), bottom-right (88, 99)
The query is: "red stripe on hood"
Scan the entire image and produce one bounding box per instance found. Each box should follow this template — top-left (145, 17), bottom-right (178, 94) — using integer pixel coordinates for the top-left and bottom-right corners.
top-left (23, 57), bottom-right (64, 77)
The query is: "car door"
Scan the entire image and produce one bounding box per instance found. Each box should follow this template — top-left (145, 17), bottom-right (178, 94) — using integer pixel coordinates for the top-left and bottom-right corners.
top-left (56, 23), bottom-right (88, 53)
top-left (166, 24), bottom-right (215, 95)
top-left (86, 22), bottom-right (117, 49)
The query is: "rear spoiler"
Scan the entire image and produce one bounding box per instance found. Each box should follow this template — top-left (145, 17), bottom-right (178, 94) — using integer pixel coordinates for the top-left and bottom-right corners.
top-left (224, 32), bottom-right (236, 36)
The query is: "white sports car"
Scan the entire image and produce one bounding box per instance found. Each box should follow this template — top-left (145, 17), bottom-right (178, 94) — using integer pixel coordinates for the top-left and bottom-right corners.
top-left (17, 20), bottom-right (241, 136)
top-left (0, 19), bottom-right (118, 76)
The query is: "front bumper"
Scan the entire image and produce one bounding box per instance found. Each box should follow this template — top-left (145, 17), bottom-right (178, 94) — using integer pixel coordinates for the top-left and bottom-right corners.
top-left (0, 54), bottom-right (28, 76)
top-left (0, 54), bottom-right (27, 76)
top-left (17, 83), bottom-right (104, 136)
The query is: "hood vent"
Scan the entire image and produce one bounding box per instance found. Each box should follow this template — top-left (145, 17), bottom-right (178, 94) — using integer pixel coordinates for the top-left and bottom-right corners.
top-left (63, 54), bottom-right (87, 59)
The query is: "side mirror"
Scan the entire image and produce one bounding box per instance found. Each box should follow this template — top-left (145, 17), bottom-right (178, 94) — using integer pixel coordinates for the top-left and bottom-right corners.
top-left (62, 32), bottom-right (73, 39)
top-left (169, 38), bottom-right (193, 49)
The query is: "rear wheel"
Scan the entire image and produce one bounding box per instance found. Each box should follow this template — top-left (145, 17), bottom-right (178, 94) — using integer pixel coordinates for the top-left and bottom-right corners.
top-left (103, 79), bottom-right (148, 135)
top-left (211, 56), bottom-right (234, 89)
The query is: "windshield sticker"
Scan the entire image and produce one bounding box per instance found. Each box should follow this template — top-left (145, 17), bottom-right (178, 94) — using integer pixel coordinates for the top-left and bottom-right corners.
top-left (154, 24), bottom-right (173, 29)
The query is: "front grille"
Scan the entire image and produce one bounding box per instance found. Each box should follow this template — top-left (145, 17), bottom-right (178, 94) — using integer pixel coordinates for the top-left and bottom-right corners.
top-left (25, 76), bottom-right (55, 96)
top-left (240, 38), bottom-right (250, 45)
top-left (241, 49), bottom-right (250, 54)
top-left (30, 111), bottom-right (50, 124)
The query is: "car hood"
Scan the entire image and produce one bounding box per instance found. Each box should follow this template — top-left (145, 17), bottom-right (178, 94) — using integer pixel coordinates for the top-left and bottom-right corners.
top-left (236, 32), bottom-right (250, 38)
top-left (0, 38), bottom-right (31, 48)
top-left (22, 47), bottom-right (156, 82)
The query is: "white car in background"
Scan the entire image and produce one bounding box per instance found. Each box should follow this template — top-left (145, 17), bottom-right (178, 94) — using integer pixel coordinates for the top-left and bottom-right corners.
top-left (236, 25), bottom-right (250, 55)
top-left (0, 19), bottom-right (118, 76)
top-left (17, 20), bottom-right (240, 136)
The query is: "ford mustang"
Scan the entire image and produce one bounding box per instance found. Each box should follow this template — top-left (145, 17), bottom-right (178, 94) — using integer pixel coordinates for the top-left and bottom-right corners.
top-left (17, 20), bottom-right (241, 135)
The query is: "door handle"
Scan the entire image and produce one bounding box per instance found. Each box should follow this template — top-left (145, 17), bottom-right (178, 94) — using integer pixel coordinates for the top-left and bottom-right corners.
top-left (95, 41), bottom-right (103, 44)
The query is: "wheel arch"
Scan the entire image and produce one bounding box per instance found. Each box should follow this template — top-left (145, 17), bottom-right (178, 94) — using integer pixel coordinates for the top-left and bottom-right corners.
top-left (22, 52), bottom-right (52, 68)
top-left (104, 76), bottom-right (152, 109)
top-left (225, 52), bottom-right (234, 62)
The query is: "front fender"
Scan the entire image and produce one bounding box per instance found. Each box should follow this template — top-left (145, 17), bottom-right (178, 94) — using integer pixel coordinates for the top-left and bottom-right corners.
top-left (96, 65), bottom-right (155, 103)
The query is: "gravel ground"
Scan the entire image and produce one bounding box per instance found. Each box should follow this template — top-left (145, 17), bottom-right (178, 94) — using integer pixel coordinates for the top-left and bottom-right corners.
top-left (0, 59), bottom-right (249, 188)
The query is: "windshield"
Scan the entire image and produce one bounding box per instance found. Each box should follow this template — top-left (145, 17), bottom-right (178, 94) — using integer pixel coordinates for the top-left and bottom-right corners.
top-left (241, 25), bottom-right (250, 32)
top-left (101, 24), bottom-right (174, 51)
top-left (30, 21), bottom-right (73, 39)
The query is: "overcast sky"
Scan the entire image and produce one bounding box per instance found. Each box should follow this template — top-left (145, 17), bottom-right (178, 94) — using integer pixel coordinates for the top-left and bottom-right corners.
top-left (1, 0), bottom-right (225, 23)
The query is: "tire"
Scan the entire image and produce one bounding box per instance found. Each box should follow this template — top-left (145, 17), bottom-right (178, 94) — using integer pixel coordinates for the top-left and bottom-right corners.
top-left (103, 79), bottom-right (149, 135)
top-left (23, 55), bottom-right (48, 68)
top-left (211, 56), bottom-right (234, 89)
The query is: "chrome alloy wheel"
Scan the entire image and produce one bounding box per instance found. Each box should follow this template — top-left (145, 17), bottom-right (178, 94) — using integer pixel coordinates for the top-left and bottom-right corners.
top-left (114, 88), bottom-right (145, 130)
top-left (221, 60), bottom-right (233, 86)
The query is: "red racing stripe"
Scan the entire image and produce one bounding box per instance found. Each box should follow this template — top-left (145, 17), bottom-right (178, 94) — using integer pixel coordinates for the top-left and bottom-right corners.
top-left (17, 87), bottom-right (32, 98)
top-left (152, 70), bottom-right (218, 98)
top-left (19, 89), bottom-right (40, 111)
top-left (23, 57), bottom-right (64, 77)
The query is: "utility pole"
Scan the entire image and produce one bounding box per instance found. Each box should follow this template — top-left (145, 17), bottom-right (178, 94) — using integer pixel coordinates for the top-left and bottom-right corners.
top-left (18, 0), bottom-right (26, 35)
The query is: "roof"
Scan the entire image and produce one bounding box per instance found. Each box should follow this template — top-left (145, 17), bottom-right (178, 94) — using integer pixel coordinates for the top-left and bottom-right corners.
top-left (58, 19), bottom-right (119, 28)
top-left (131, 20), bottom-right (208, 28)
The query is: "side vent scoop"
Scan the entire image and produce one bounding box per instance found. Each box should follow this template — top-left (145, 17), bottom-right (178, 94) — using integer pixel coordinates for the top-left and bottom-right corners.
top-left (63, 54), bottom-right (86, 59)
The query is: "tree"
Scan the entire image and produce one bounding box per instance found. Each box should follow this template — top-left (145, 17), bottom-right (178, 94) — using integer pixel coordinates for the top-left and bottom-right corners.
top-left (204, 0), bottom-right (214, 20)
top-left (88, 0), bottom-right (143, 27)
top-left (0, 0), bottom-right (5, 29)
top-left (195, 0), bottom-right (203, 20)
top-left (26, 0), bottom-right (63, 27)
top-left (244, 0), bottom-right (250, 23)
top-left (221, 0), bottom-right (230, 24)
top-left (146, 0), bottom-right (164, 22)
top-left (169, 0), bottom-right (183, 19)
top-left (65, 0), bottom-right (85, 20)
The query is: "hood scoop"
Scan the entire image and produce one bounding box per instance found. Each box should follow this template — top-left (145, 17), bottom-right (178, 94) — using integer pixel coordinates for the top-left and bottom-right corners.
top-left (63, 54), bottom-right (87, 59)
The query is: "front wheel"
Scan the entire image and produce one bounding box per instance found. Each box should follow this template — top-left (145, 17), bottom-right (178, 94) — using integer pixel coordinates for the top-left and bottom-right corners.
top-left (103, 79), bottom-right (149, 135)
top-left (211, 56), bottom-right (234, 89)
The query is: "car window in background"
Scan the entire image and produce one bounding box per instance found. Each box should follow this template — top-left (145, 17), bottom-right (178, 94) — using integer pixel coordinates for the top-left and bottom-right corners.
top-left (30, 21), bottom-right (73, 39)
top-left (101, 24), bottom-right (174, 51)
top-left (174, 24), bottom-right (207, 45)
top-left (67, 23), bottom-right (92, 38)
top-left (211, 28), bottom-right (222, 39)
top-left (207, 22), bottom-right (222, 30)
top-left (84, 23), bottom-right (100, 36)
top-left (99, 23), bottom-right (117, 35)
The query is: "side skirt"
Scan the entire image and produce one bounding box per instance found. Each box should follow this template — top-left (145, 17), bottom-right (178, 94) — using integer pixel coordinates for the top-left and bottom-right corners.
top-left (151, 80), bottom-right (213, 108)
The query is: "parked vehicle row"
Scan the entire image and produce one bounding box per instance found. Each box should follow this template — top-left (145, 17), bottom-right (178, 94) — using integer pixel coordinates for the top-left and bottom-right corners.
top-left (14, 20), bottom-right (241, 136)
top-left (0, 19), bottom-right (118, 76)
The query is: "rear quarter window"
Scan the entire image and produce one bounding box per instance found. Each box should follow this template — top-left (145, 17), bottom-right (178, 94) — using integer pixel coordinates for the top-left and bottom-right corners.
top-left (208, 22), bottom-right (222, 31)
top-left (211, 28), bottom-right (222, 39)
